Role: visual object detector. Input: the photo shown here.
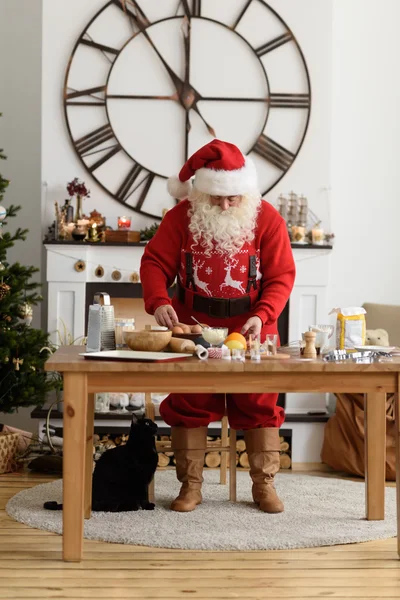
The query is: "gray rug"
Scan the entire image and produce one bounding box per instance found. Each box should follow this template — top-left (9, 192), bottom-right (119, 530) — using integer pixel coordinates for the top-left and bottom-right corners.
top-left (6, 470), bottom-right (397, 550)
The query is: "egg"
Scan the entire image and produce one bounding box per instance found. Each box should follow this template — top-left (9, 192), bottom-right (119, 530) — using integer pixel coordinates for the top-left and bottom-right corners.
top-left (172, 326), bottom-right (184, 334)
top-left (181, 324), bottom-right (191, 333)
top-left (191, 324), bottom-right (202, 334)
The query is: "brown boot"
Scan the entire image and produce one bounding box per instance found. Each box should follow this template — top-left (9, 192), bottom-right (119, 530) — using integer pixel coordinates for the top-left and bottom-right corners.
top-left (170, 426), bottom-right (207, 512)
top-left (244, 428), bottom-right (284, 513)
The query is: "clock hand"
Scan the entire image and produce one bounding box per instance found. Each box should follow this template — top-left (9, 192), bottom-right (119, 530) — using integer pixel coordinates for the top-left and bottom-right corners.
top-left (180, 16), bottom-right (216, 138)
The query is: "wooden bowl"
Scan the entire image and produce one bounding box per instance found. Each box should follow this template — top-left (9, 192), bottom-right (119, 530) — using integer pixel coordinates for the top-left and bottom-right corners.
top-left (124, 330), bottom-right (172, 352)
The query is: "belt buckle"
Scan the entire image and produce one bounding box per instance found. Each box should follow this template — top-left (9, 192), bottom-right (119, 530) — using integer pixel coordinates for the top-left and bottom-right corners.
top-left (208, 297), bottom-right (229, 319)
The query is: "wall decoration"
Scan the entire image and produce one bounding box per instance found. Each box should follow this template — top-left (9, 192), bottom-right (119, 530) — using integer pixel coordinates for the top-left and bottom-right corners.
top-left (64, 0), bottom-right (311, 220)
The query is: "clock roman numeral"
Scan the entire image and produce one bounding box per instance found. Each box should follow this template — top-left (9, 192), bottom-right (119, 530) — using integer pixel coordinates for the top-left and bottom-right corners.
top-left (232, 0), bottom-right (253, 30)
top-left (180, 0), bottom-right (201, 18)
top-left (80, 38), bottom-right (119, 56)
top-left (89, 144), bottom-right (121, 173)
top-left (253, 135), bottom-right (294, 171)
top-left (75, 125), bottom-right (115, 156)
top-left (270, 93), bottom-right (310, 109)
top-left (116, 163), bottom-right (155, 209)
top-left (255, 33), bottom-right (293, 57)
top-left (65, 86), bottom-right (106, 106)
top-left (113, 0), bottom-right (151, 32)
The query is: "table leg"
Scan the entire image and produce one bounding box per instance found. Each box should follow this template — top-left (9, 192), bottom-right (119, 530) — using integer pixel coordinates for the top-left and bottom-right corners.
top-left (63, 372), bottom-right (88, 562)
top-left (365, 391), bottom-right (386, 520)
top-left (84, 393), bottom-right (95, 520)
top-left (395, 376), bottom-right (400, 557)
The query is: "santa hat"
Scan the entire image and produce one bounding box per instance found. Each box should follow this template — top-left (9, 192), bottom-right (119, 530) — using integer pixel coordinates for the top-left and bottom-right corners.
top-left (167, 139), bottom-right (258, 199)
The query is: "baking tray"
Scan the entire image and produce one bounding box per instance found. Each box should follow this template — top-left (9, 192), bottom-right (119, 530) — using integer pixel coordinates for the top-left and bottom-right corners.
top-left (80, 350), bottom-right (192, 362)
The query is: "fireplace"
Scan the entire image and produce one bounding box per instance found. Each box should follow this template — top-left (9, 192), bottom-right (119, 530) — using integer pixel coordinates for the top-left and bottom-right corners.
top-left (45, 242), bottom-right (331, 412)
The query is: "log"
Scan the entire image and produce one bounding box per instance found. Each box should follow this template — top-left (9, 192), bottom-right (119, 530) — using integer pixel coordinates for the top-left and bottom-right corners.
top-left (236, 439), bottom-right (246, 452)
top-left (205, 452), bottom-right (221, 468)
top-left (238, 452), bottom-right (249, 468)
top-left (280, 452), bottom-right (292, 470)
top-left (280, 441), bottom-right (290, 452)
top-left (159, 435), bottom-right (170, 442)
top-left (164, 451), bottom-right (174, 457)
top-left (157, 453), bottom-right (171, 467)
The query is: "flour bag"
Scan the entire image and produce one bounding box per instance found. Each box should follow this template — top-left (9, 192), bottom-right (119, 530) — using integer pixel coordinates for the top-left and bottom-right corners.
top-left (329, 307), bottom-right (366, 349)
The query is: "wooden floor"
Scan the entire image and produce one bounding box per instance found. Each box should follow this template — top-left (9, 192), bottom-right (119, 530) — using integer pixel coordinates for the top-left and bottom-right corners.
top-left (0, 471), bottom-right (399, 599)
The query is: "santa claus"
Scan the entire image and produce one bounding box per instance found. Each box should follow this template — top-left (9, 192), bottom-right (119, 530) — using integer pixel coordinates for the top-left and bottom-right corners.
top-left (140, 139), bottom-right (295, 514)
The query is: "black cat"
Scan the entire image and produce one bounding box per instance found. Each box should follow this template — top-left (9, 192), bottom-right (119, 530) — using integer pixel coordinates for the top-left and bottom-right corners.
top-left (44, 415), bottom-right (158, 512)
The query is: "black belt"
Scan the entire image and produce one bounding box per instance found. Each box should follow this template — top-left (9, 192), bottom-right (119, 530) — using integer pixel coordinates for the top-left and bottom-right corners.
top-left (176, 280), bottom-right (252, 319)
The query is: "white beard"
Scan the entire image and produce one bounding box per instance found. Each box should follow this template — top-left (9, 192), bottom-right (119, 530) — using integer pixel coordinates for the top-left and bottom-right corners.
top-left (188, 190), bottom-right (261, 257)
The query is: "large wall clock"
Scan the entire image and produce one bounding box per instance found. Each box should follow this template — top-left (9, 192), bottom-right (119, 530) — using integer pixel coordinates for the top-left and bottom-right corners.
top-left (64, 0), bottom-right (311, 220)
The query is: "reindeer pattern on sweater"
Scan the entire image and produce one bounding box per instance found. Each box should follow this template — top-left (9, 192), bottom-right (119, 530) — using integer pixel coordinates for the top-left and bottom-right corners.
top-left (178, 241), bottom-right (262, 299)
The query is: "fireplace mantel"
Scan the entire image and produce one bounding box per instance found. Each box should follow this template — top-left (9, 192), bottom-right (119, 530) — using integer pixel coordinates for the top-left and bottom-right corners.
top-left (45, 242), bottom-right (333, 412)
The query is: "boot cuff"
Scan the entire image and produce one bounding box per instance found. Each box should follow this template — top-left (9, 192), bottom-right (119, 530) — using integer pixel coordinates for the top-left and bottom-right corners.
top-left (171, 426), bottom-right (207, 451)
top-left (244, 427), bottom-right (281, 453)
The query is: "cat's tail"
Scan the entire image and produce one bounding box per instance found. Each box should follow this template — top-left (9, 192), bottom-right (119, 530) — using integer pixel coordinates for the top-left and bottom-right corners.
top-left (43, 501), bottom-right (63, 510)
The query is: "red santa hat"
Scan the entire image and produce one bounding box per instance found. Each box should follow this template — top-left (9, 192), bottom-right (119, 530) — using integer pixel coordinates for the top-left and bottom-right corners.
top-left (167, 139), bottom-right (258, 199)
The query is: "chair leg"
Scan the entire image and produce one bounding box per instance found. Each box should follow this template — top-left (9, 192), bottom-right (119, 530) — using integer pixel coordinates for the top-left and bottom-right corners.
top-left (145, 393), bottom-right (156, 503)
top-left (220, 415), bottom-right (228, 485)
top-left (229, 429), bottom-right (237, 502)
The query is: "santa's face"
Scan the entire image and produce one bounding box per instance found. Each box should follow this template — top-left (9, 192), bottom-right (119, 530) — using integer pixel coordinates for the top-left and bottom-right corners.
top-left (188, 190), bottom-right (261, 257)
top-left (209, 195), bottom-right (242, 210)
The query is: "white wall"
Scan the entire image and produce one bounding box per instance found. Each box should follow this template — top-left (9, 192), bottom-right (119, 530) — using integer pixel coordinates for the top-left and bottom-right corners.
top-left (0, 0), bottom-right (43, 430)
top-left (41, 0), bottom-right (333, 232)
top-left (329, 0), bottom-right (400, 312)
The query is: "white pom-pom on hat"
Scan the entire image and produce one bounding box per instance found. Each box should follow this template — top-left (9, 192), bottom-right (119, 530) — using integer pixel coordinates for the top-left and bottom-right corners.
top-left (167, 175), bottom-right (193, 200)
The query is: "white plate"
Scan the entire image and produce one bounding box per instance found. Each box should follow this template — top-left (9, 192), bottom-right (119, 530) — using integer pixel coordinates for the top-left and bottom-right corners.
top-left (80, 350), bottom-right (192, 362)
top-left (354, 346), bottom-right (396, 352)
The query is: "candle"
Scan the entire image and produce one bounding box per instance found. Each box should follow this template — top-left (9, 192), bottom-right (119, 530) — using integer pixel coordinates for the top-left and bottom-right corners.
top-left (118, 216), bottom-right (131, 230)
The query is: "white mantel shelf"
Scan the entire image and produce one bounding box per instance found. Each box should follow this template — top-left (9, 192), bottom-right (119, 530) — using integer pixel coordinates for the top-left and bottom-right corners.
top-left (44, 241), bottom-right (332, 463)
top-left (45, 242), bottom-right (333, 413)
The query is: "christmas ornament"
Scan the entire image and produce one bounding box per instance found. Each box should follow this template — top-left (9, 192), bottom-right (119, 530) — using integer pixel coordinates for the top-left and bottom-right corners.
top-left (111, 270), bottom-right (121, 281)
top-left (0, 262), bottom-right (5, 272)
top-left (0, 207), bottom-right (6, 240)
top-left (95, 265), bottom-right (104, 278)
top-left (18, 303), bottom-right (33, 326)
top-left (0, 282), bottom-right (10, 300)
top-left (74, 260), bottom-right (86, 272)
top-left (130, 272), bottom-right (139, 283)
top-left (4, 356), bottom-right (9, 363)
top-left (12, 358), bottom-right (24, 371)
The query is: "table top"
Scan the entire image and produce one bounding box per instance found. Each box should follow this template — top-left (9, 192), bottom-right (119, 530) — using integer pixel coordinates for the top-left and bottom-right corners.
top-left (45, 346), bottom-right (400, 374)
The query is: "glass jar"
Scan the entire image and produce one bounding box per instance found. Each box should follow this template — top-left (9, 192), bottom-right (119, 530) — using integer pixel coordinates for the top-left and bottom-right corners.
top-left (115, 318), bottom-right (135, 348)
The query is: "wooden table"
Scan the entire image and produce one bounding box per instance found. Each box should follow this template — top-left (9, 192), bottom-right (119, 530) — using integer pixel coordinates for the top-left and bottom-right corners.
top-left (45, 346), bottom-right (400, 562)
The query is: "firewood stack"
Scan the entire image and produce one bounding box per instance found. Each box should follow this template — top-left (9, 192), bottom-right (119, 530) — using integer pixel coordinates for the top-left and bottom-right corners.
top-left (156, 434), bottom-right (292, 470)
top-left (93, 433), bottom-right (292, 470)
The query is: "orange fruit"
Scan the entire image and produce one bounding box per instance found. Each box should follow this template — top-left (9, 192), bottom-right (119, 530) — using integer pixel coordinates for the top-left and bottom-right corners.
top-left (224, 332), bottom-right (247, 349)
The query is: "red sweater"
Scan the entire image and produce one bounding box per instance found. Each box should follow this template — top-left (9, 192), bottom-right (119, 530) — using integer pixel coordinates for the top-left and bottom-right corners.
top-left (140, 199), bottom-right (295, 327)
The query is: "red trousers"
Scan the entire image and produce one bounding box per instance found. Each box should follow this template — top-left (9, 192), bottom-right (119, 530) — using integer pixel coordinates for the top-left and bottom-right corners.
top-left (160, 295), bottom-right (285, 430)
top-left (160, 392), bottom-right (284, 430)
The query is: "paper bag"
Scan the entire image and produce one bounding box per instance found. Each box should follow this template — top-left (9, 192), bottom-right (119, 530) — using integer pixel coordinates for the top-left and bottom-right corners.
top-left (330, 307), bottom-right (366, 349)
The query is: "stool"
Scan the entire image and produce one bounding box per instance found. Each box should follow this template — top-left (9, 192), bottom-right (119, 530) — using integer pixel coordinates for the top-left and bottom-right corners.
top-left (145, 393), bottom-right (237, 503)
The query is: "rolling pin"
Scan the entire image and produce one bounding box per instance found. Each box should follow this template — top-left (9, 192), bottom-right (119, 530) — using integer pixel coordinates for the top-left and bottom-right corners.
top-left (168, 337), bottom-right (196, 354)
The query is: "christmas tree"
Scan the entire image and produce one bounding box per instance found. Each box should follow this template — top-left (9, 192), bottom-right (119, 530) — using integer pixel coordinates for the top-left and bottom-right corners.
top-left (0, 113), bottom-right (57, 414)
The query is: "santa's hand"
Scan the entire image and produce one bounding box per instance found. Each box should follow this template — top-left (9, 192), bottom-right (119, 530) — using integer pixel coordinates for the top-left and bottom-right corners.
top-left (241, 316), bottom-right (262, 338)
top-left (154, 305), bottom-right (179, 329)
